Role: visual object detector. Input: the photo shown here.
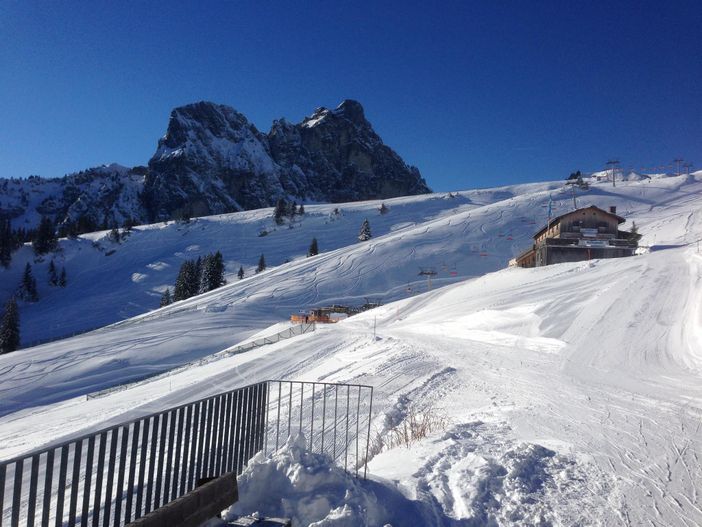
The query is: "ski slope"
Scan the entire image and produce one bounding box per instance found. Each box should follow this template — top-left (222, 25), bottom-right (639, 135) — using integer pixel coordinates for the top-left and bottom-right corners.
top-left (1, 173), bottom-right (702, 525)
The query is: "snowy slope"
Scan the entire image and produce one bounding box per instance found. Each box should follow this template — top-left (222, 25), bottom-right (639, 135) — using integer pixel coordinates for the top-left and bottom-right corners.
top-left (1, 173), bottom-right (702, 525)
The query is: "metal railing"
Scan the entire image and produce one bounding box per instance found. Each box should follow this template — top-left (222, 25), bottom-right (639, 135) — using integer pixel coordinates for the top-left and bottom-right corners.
top-left (262, 381), bottom-right (374, 478)
top-left (0, 379), bottom-right (372, 527)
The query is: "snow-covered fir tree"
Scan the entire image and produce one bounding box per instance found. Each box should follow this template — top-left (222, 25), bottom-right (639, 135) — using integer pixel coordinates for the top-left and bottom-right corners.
top-left (0, 297), bottom-right (20, 354)
top-left (160, 288), bottom-right (172, 307)
top-left (20, 263), bottom-right (38, 302)
top-left (256, 254), bottom-right (266, 273)
top-left (199, 252), bottom-right (226, 293)
top-left (173, 260), bottom-right (199, 301)
top-left (0, 218), bottom-right (15, 268)
top-left (238, 266), bottom-right (245, 280)
top-left (274, 199), bottom-right (287, 225)
top-left (358, 218), bottom-right (372, 241)
top-left (308, 237), bottom-right (319, 256)
top-left (32, 216), bottom-right (58, 255)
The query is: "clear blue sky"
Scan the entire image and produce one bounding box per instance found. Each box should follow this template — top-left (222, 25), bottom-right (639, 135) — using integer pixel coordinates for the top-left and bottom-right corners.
top-left (1, 1), bottom-right (700, 190)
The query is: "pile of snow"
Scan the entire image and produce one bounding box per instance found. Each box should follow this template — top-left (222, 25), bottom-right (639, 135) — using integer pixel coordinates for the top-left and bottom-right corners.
top-left (224, 434), bottom-right (442, 526)
top-left (227, 428), bottom-right (602, 526)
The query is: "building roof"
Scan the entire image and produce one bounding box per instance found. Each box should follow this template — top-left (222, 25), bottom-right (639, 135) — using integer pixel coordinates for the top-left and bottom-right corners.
top-left (532, 205), bottom-right (626, 240)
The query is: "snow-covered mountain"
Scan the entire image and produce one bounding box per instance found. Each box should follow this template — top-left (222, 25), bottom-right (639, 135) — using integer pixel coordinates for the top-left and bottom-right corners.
top-left (2, 172), bottom-right (701, 525)
top-left (0, 100), bottom-right (430, 231)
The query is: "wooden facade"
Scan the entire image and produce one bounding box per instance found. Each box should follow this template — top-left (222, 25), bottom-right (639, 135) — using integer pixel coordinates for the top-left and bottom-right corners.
top-left (514, 205), bottom-right (637, 268)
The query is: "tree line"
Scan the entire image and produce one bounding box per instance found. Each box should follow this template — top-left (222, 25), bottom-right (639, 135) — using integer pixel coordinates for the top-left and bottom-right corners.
top-left (161, 251), bottom-right (226, 306)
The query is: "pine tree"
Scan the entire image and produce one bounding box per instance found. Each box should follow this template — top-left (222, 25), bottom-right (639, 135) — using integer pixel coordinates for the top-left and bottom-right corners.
top-left (32, 216), bottom-right (58, 255)
top-left (199, 254), bottom-right (214, 293)
top-left (194, 256), bottom-right (202, 293)
top-left (0, 218), bottom-right (14, 268)
top-left (629, 221), bottom-right (642, 246)
top-left (108, 228), bottom-right (121, 243)
top-left (173, 260), bottom-right (199, 301)
top-left (358, 218), bottom-right (372, 241)
top-left (274, 198), bottom-right (287, 225)
top-left (238, 266), bottom-right (245, 280)
top-left (48, 260), bottom-right (58, 286)
top-left (298, 204), bottom-right (305, 215)
top-left (256, 254), bottom-right (266, 273)
top-left (0, 297), bottom-right (20, 354)
top-left (212, 251), bottom-right (225, 288)
top-left (21, 263), bottom-right (38, 302)
top-left (308, 238), bottom-right (319, 257)
top-left (160, 288), bottom-right (172, 307)
top-left (58, 267), bottom-right (67, 287)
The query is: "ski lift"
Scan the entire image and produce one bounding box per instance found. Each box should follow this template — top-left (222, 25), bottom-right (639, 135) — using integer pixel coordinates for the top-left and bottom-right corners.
top-left (418, 267), bottom-right (438, 291)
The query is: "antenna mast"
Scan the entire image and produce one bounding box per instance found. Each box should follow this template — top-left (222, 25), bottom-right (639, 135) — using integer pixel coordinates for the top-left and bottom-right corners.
top-left (606, 160), bottom-right (619, 188)
top-left (674, 158), bottom-right (684, 177)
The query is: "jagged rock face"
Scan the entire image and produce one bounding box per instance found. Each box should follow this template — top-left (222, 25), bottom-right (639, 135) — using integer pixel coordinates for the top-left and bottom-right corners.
top-left (143, 99), bottom-right (429, 219)
top-left (271, 100), bottom-right (429, 202)
top-left (143, 102), bottom-right (285, 219)
top-left (1, 100), bottom-right (430, 229)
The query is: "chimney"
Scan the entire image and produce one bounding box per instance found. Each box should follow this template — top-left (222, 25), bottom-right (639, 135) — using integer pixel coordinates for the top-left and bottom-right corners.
top-left (609, 206), bottom-right (617, 214)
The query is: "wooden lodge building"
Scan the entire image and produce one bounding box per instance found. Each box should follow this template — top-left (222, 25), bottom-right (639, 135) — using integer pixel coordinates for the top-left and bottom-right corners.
top-left (512, 205), bottom-right (638, 268)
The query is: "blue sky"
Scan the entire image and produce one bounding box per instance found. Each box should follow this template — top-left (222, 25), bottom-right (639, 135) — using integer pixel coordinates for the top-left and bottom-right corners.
top-left (0, 1), bottom-right (700, 191)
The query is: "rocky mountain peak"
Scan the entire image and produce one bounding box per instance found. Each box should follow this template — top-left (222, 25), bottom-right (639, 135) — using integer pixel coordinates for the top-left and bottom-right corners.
top-left (335, 99), bottom-right (366, 123)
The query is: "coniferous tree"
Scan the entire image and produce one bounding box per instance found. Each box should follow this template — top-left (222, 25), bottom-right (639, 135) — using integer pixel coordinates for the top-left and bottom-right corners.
top-left (173, 260), bottom-right (199, 301)
top-left (0, 297), bottom-right (20, 354)
top-left (298, 204), bottom-right (305, 215)
top-left (199, 254), bottom-right (213, 294)
top-left (160, 288), bottom-right (172, 307)
top-left (20, 263), bottom-right (38, 302)
top-left (308, 238), bottom-right (319, 257)
top-left (32, 216), bottom-right (58, 255)
top-left (358, 218), bottom-right (372, 242)
top-left (194, 256), bottom-right (202, 292)
top-left (58, 267), bottom-right (67, 287)
top-left (212, 251), bottom-right (225, 287)
top-left (629, 222), bottom-right (642, 246)
top-left (0, 218), bottom-right (14, 268)
top-left (108, 228), bottom-right (121, 243)
top-left (48, 260), bottom-right (58, 286)
top-left (238, 266), bottom-right (245, 280)
top-left (273, 198), bottom-right (287, 225)
top-left (256, 254), bottom-right (266, 273)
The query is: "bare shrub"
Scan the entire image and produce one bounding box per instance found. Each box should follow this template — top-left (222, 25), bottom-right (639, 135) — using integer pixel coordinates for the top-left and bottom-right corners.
top-left (384, 404), bottom-right (450, 449)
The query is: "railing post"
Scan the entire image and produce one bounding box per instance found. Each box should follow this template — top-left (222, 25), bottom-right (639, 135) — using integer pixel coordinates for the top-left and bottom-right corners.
top-left (11, 459), bottom-right (23, 527)
top-left (67, 439), bottom-right (83, 526)
top-left (27, 454), bottom-right (40, 526)
top-left (364, 387), bottom-right (374, 479)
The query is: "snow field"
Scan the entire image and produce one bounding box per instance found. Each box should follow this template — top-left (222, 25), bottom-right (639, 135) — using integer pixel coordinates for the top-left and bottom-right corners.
top-left (1, 173), bottom-right (702, 525)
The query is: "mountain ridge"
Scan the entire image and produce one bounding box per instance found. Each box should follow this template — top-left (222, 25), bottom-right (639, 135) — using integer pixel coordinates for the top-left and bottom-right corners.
top-left (0, 100), bottom-right (430, 230)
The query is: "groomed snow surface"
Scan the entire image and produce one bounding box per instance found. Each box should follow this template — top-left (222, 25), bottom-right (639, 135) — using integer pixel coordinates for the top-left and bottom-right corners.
top-left (2, 173), bottom-right (702, 525)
